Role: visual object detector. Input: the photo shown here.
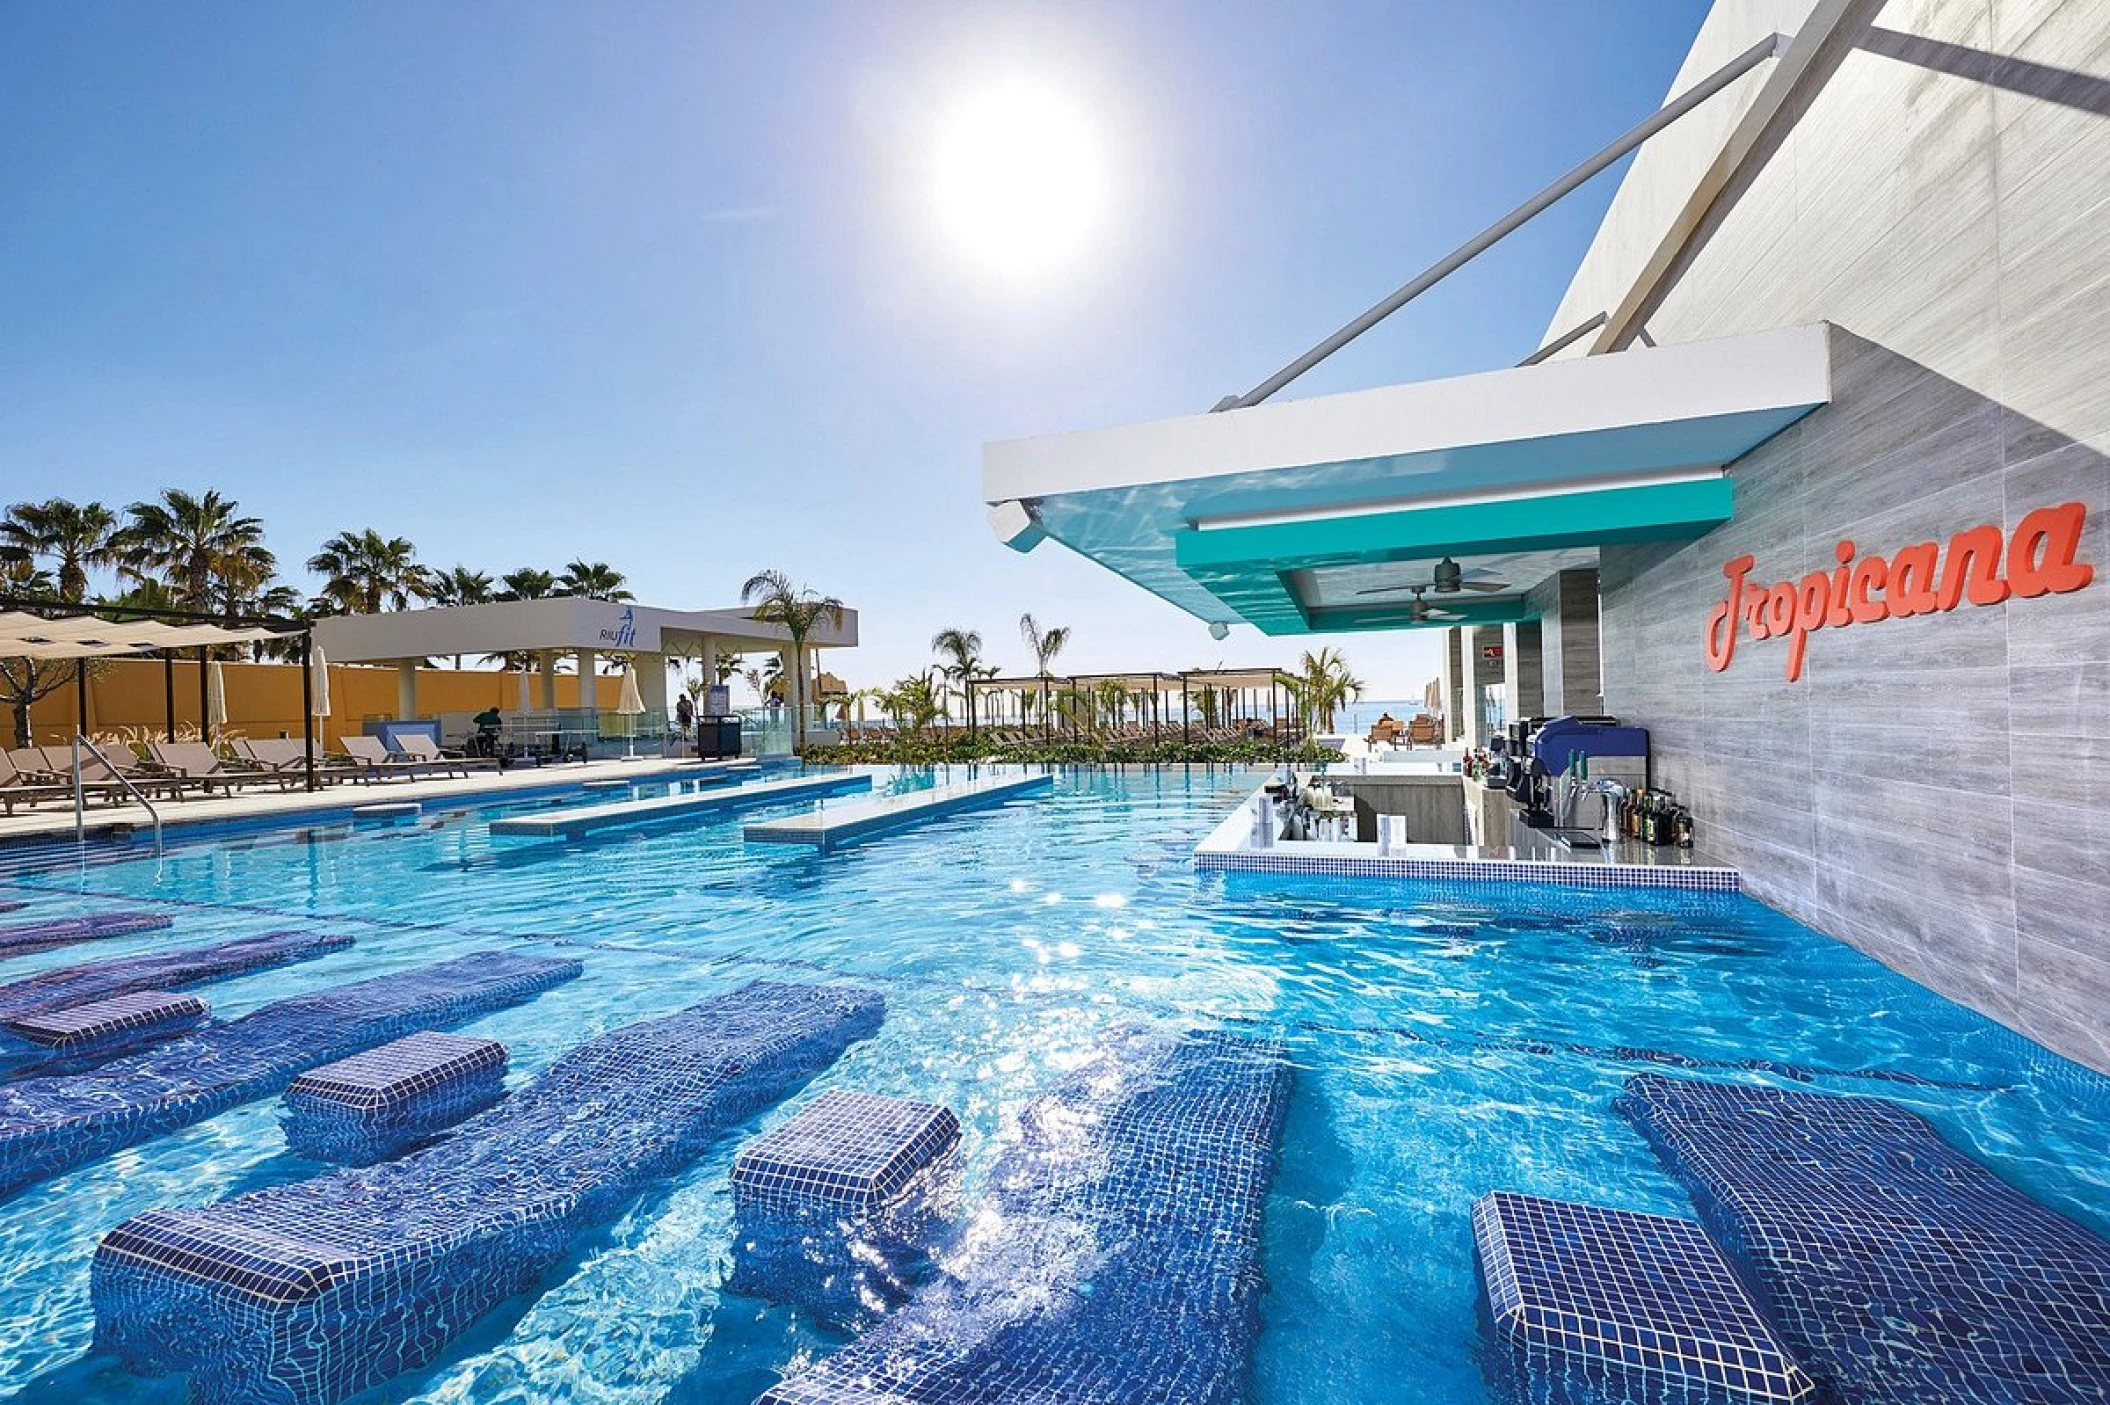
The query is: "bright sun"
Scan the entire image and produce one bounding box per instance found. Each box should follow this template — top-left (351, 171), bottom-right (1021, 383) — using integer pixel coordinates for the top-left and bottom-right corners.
top-left (931, 77), bottom-right (1109, 282)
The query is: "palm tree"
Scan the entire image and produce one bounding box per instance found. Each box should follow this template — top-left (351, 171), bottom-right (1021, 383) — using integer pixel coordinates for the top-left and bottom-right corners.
top-left (0, 498), bottom-right (121, 602)
top-left (556, 559), bottom-right (634, 601)
top-left (428, 566), bottom-right (495, 609)
top-left (1019, 612), bottom-right (1071, 737)
top-left (930, 626), bottom-right (987, 731)
top-left (426, 567), bottom-right (496, 668)
top-left (306, 529), bottom-right (429, 615)
top-left (496, 567), bottom-right (558, 601)
top-left (1292, 647), bottom-right (1364, 734)
top-left (739, 569), bottom-right (844, 753)
top-left (118, 489), bottom-right (271, 613)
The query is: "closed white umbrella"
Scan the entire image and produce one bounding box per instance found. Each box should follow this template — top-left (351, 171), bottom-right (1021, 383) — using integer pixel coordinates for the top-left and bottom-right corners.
top-left (207, 659), bottom-right (229, 737)
top-left (615, 660), bottom-right (645, 758)
top-left (310, 641), bottom-right (332, 719)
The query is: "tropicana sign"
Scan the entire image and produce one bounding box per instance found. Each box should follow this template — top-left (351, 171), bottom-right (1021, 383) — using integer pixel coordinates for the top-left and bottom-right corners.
top-left (1704, 502), bottom-right (2094, 681)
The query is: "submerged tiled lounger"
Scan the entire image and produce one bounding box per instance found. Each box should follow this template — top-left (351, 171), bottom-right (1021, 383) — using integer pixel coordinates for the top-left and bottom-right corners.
top-left (94, 980), bottom-right (885, 1405)
top-left (0, 931), bottom-right (354, 1022)
top-left (486, 772), bottom-right (872, 838)
top-left (0, 912), bottom-right (173, 959)
top-left (1616, 1074), bottom-right (2110, 1404)
top-left (742, 774), bottom-right (1053, 850)
top-left (1474, 1192), bottom-right (1815, 1405)
top-left (0, 952), bottom-right (579, 1200)
top-left (281, 1031), bottom-right (507, 1165)
top-left (757, 1028), bottom-right (1291, 1405)
top-left (1, 990), bottom-right (210, 1076)
top-left (730, 1089), bottom-right (963, 1322)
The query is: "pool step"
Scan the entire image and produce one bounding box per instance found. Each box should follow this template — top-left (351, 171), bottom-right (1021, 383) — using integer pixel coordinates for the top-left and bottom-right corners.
top-left (280, 1031), bottom-right (508, 1166)
top-left (0, 952), bottom-right (580, 1200)
top-left (0, 931), bottom-right (352, 1022)
top-left (487, 772), bottom-right (871, 838)
top-left (729, 1089), bottom-right (963, 1324)
top-left (756, 1027), bottom-right (1290, 1405)
top-left (94, 980), bottom-right (884, 1405)
top-left (0, 912), bottom-right (173, 959)
top-left (742, 773), bottom-right (1052, 851)
top-left (1474, 1191), bottom-right (1815, 1405)
top-left (1616, 1074), bottom-right (2110, 1405)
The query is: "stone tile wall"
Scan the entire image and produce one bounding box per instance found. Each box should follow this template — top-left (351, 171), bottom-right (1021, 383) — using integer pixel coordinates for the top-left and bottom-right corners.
top-left (1571, 0), bottom-right (2110, 1070)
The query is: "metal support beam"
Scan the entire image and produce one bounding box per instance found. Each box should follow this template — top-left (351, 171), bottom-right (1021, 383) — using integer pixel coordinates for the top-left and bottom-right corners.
top-left (1519, 311), bottom-right (1608, 366)
top-left (1215, 31), bottom-right (1787, 411)
top-left (1592, 0), bottom-right (1884, 353)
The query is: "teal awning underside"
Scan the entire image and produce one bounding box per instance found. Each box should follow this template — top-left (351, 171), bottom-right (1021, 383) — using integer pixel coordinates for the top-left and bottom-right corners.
top-left (982, 324), bottom-right (1832, 635)
top-left (1175, 477), bottom-right (1735, 634)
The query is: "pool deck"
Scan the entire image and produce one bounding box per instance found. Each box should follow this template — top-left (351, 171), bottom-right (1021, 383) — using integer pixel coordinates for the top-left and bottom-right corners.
top-left (488, 771), bottom-right (872, 838)
top-left (743, 772), bottom-right (1052, 850)
top-left (0, 757), bottom-right (715, 847)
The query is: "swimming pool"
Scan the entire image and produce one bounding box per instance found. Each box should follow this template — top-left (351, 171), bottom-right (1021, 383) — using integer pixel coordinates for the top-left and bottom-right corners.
top-left (0, 765), bottom-right (2104, 1403)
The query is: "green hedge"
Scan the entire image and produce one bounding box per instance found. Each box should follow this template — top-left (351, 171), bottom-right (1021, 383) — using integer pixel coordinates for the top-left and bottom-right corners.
top-left (797, 736), bottom-right (1337, 767)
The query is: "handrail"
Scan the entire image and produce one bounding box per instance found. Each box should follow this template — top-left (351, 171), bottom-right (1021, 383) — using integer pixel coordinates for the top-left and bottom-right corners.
top-left (72, 734), bottom-right (163, 856)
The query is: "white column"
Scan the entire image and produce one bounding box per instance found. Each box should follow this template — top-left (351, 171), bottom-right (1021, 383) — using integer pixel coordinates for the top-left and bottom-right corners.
top-left (538, 651), bottom-right (558, 710)
top-left (638, 652), bottom-right (668, 712)
top-left (575, 650), bottom-right (597, 710)
top-left (700, 638), bottom-right (718, 708)
top-left (396, 661), bottom-right (418, 720)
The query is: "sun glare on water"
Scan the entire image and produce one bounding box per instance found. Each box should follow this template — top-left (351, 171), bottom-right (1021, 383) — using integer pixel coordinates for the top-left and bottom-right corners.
top-left (931, 77), bottom-right (1109, 283)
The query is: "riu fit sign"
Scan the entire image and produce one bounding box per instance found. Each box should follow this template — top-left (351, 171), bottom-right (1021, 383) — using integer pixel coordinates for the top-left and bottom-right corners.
top-left (1705, 502), bottom-right (2093, 681)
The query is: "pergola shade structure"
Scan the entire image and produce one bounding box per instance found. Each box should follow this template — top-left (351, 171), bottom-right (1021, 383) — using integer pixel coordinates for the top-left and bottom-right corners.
top-left (0, 598), bottom-right (319, 797)
top-left (963, 668), bottom-right (1300, 743)
top-left (982, 324), bottom-right (1832, 634)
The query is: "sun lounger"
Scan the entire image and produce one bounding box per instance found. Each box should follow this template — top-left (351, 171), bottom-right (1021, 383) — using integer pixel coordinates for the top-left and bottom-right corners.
top-left (0, 912), bottom-right (173, 959)
top-left (334, 735), bottom-right (431, 783)
top-left (234, 739), bottom-right (363, 785)
top-left (758, 1027), bottom-right (1291, 1405)
top-left (392, 732), bottom-right (498, 776)
top-left (148, 741), bottom-right (292, 793)
top-left (35, 745), bottom-right (198, 802)
top-left (0, 749), bottom-right (81, 813)
top-left (94, 979), bottom-right (883, 1405)
top-left (1616, 1074), bottom-right (2110, 1405)
top-left (0, 950), bottom-right (579, 1200)
top-left (0, 931), bottom-right (354, 1023)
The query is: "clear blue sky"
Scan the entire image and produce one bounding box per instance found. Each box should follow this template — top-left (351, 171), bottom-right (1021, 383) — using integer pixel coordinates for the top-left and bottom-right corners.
top-left (0, 0), bottom-right (1710, 700)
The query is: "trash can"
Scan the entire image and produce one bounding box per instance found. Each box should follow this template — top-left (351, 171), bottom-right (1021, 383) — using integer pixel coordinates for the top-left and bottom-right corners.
top-left (697, 716), bottom-right (743, 761)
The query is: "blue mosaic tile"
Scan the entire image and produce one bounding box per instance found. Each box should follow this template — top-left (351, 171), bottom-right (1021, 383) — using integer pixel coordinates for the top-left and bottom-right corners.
top-left (1617, 1074), bottom-right (2110, 1404)
top-left (4, 990), bottom-right (207, 1049)
top-left (1474, 1191), bottom-right (1815, 1405)
top-left (93, 980), bottom-right (884, 1405)
top-left (281, 1031), bottom-right (507, 1166)
top-left (0, 911), bottom-right (175, 958)
top-left (0, 989), bottom-right (209, 1078)
top-left (1195, 851), bottom-right (1740, 891)
top-left (0, 931), bottom-right (353, 1022)
top-left (729, 1090), bottom-right (962, 1326)
top-left (0, 952), bottom-right (579, 1200)
top-left (757, 1027), bottom-right (1291, 1405)
top-left (735, 1089), bottom-right (961, 1211)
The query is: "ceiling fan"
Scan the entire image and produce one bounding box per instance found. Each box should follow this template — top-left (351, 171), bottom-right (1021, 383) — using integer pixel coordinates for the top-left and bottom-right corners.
top-left (1354, 556), bottom-right (1510, 597)
top-left (1401, 586), bottom-right (1465, 624)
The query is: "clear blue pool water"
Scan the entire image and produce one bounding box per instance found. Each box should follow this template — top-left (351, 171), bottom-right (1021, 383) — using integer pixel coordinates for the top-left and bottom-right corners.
top-left (0, 764), bottom-right (2104, 1403)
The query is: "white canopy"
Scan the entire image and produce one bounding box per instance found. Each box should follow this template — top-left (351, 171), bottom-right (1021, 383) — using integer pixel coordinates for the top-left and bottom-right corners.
top-left (0, 610), bottom-right (291, 660)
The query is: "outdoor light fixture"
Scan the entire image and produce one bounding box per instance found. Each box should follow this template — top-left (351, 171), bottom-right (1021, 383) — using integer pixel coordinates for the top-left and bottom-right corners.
top-left (1208, 621), bottom-right (1230, 641)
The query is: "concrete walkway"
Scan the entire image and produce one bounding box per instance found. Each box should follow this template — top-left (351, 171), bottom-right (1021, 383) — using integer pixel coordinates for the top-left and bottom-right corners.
top-left (0, 757), bottom-right (715, 846)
